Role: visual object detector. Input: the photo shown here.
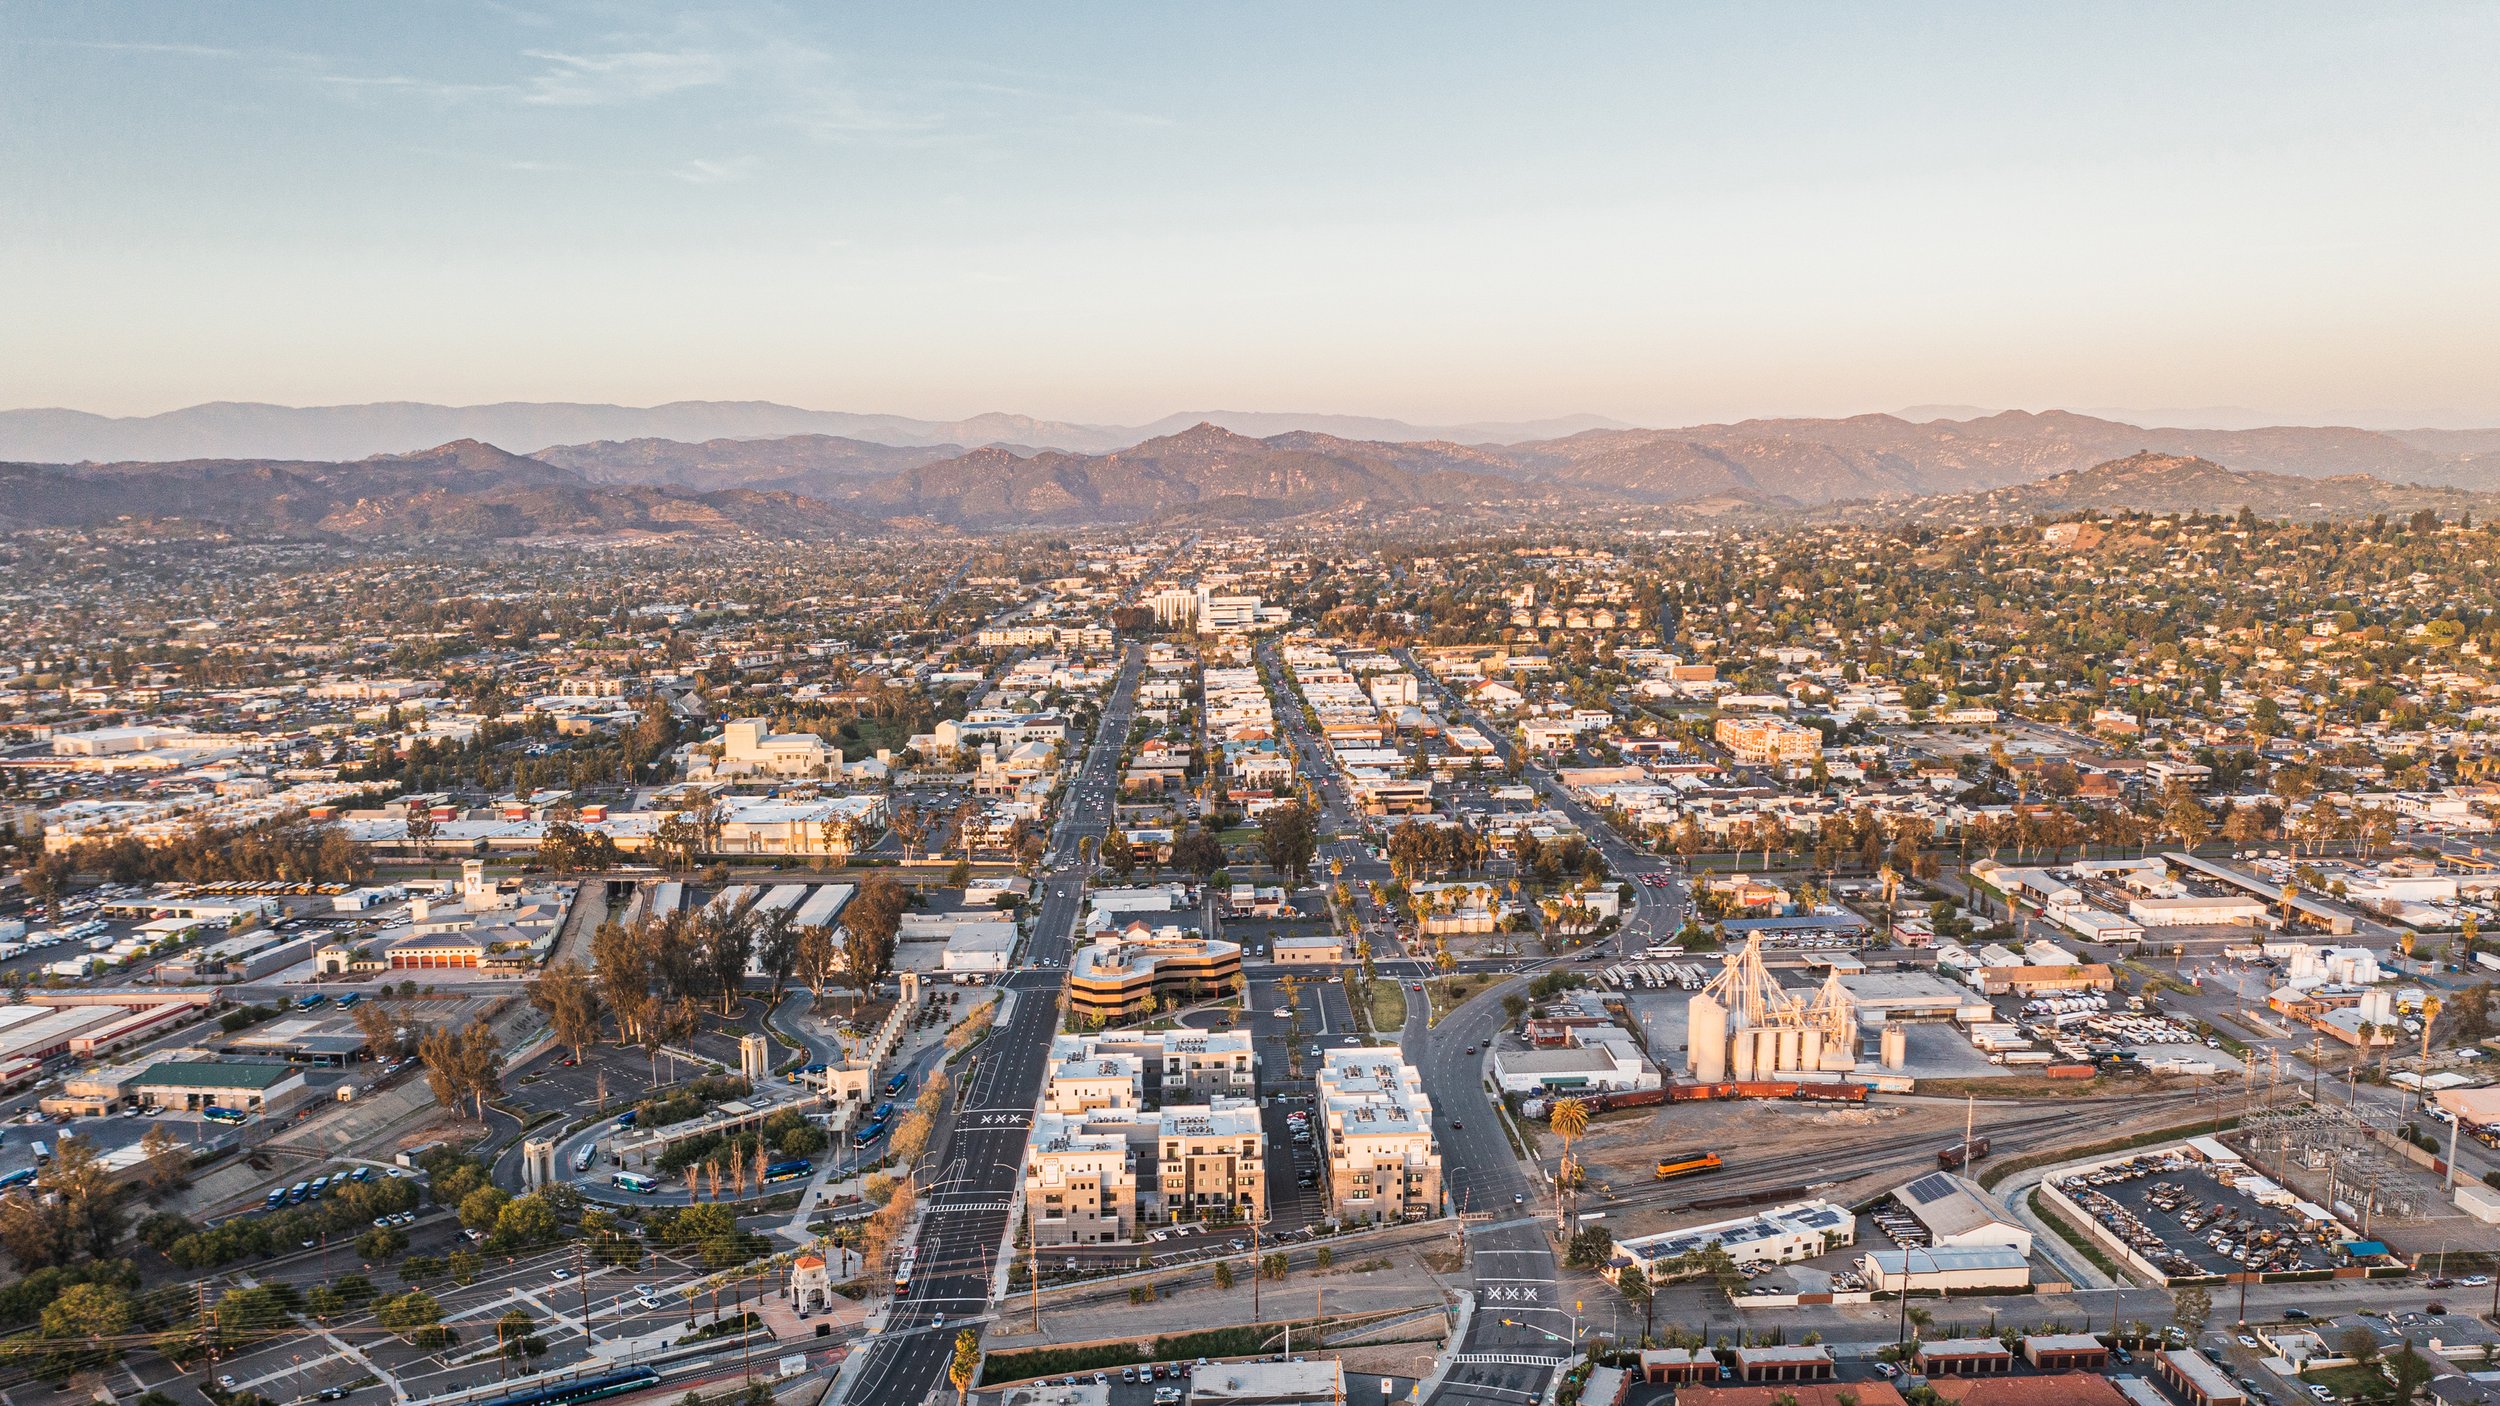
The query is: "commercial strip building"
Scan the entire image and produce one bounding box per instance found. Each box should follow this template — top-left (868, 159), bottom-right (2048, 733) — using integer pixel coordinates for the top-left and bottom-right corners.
top-left (2153, 1348), bottom-right (2245, 1406)
top-left (896, 911), bottom-right (1019, 980)
top-left (1312, 1048), bottom-right (1442, 1225)
top-left (1611, 1200), bottom-right (1856, 1279)
top-left (1859, 1244), bottom-right (2031, 1293)
top-left (1489, 1021), bottom-right (1660, 1097)
top-left (1270, 935), bottom-right (1345, 965)
top-left (314, 861), bottom-right (571, 974)
top-left (1889, 1171), bottom-right (2035, 1255)
top-left (0, 998), bottom-right (214, 1087)
top-left (130, 1060), bottom-right (307, 1113)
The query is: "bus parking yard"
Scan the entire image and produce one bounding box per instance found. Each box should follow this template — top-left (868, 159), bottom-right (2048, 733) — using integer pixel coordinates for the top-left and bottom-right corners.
top-left (175, 1236), bottom-right (769, 1406)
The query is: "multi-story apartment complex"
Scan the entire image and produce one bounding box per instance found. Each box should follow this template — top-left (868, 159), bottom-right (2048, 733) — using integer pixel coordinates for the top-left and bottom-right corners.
top-left (1155, 1100), bottom-right (1267, 1225)
top-left (1049, 1028), bottom-right (1257, 1105)
top-left (1025, 1114), bottom-right (1140, 1245)
top-left (1041, 1048), bottom-right (1146, 1114)
top-left (1714, 714), bottom-right (1825, 766)
top-left (1025, 1034), bottom-right (1268, 1243)
top-left (1314, 1048), bottom-right (1443, 1225)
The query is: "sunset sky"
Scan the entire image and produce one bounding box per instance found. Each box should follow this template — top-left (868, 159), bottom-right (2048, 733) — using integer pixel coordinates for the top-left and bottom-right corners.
top-left (7, 2), bottom-right (2499, 426)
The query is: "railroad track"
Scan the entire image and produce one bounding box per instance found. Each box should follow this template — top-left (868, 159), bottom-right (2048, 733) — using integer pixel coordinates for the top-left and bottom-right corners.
top-left (1586, 1091), bottom-right (2213, 1215)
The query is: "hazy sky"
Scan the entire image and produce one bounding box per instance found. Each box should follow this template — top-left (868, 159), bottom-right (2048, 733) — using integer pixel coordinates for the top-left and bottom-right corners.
top-left (6, 3), bottom-right (2500, 426)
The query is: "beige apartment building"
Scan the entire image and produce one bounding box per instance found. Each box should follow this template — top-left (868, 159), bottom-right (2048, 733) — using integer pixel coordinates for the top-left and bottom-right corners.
top-left (1315, 1049), bottom-right (1443, 1225)
top-left (1713, 715), bottom-right (1824, 766)
top-left (1027, 1032), bottom-right (1268, 1240)
top-left (1042, 1049), bottom-right (1145, 1114)
top-left (1156, 1100), bottom-right (1267, 1226)
top-left (1025, 1114), bottom-right (1139, 1246)
top-left (1050, 1028), bottom-right (1255, 1105)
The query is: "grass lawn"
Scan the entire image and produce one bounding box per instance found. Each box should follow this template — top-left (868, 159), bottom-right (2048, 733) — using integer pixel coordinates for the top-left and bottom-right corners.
top-left (1364, 978), bottom-right (1407, 1033)
top-left (1426, 972), bottom-right (1503, 1025)
top-left (2300, 1362), bottom-right (2391, 1400)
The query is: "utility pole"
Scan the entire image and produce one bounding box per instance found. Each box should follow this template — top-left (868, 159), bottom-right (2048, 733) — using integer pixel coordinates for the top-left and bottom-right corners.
top-left (576, 1243), bottom-right (591, 1344)
top-left (1251, 1215), bottom-right (1262, 1323)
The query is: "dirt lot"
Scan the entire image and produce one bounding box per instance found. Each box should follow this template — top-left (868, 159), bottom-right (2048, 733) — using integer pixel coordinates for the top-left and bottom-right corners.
top-left (982, 1236), bottom-right (1456, 1355)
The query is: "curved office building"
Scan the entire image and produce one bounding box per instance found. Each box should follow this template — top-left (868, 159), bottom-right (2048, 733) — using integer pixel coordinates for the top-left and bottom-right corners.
top-left (1067, 923), bottom-right (1243, 1021)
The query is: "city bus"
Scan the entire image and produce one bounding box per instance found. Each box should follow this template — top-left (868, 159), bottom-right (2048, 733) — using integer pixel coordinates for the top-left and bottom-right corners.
top-left (204, 1107), bottom-right (249, 1126)
top-left (0, 1169), bottom-right (37, 1191)
top-left (611, 1171), bottom-right (659, 1195)
top-left (883, 1072), bottom-right (910, 1098)
top-left (853, 1119), bottom-right (889, 1149)
top-left (1652, 1151), bottom-right (1724, 1181)
top-left (762, 1158), bottom-right (813, 1185)
top-left (572, 1142), bottom-right (597, 1173)
top-left (892, 1247), bottom-right (915, 1292)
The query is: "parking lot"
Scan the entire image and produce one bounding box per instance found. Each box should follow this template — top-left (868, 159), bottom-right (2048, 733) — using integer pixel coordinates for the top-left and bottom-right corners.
top-left (199, 1235), bottom-right (759, 1405)
top-left (2048, 1149), bottom-right (2352, 1278)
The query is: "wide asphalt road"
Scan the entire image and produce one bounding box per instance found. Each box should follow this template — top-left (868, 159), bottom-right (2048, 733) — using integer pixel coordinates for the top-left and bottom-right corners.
top-left (834, 645), bottom-right (1139, 1406)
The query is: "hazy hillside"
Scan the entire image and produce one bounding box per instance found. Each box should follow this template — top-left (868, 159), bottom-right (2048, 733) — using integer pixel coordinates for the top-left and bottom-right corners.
top-left (0, 440), bottom-right (867, 540)
top-left (855, 423), bottom-right (1545, 525)
top-left (1904, 451), bottom-right (2500, 522)
top-left (533, 434), bottom-right (961, 495)
top-left (1488, 409), bottom-right (2500, 504)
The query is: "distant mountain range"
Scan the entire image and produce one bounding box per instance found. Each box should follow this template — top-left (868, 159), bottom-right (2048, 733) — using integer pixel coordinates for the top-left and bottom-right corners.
top-left (0, 400), bottom-right (1634, 463)
top-left (1492, 410), bottom-right (2500, 501)
top-left (532, 434), bottom-right (964, 497)
top-left (850, 424), bottom-right (1540, 526)
top-left (1902, 451), bottom-right (2500, 523)
top-left (8, 411), bottom-right (2500, 542)
top-left (0, 440), bottom-right (869, 541)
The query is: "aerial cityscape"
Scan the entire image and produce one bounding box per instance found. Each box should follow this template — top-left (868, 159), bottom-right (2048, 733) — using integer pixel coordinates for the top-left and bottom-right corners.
top-left (6, 7), bottom-right (2500, 1406)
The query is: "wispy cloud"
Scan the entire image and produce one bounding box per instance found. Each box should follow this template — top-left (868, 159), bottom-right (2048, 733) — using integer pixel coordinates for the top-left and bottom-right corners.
top-left (672, 155), bottom-right (760, 184)
top-left (6, 37), bottom-right (249, 59)
top-left (313, 71), bottom-right (517, 103)
top-left (520, 47), bottom-right (730, 106)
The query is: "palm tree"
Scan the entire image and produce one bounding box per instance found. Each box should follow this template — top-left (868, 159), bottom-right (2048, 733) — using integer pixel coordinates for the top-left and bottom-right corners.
top-left (1549, 1096), bottom-right (1590, 1231)
top-left (949, 1327), bottom-right (980, 1406)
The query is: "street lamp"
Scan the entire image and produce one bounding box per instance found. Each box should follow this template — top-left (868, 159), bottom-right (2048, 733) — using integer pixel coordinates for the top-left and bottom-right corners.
top-left (1498, 1312), bottom-right (1590, 1354)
